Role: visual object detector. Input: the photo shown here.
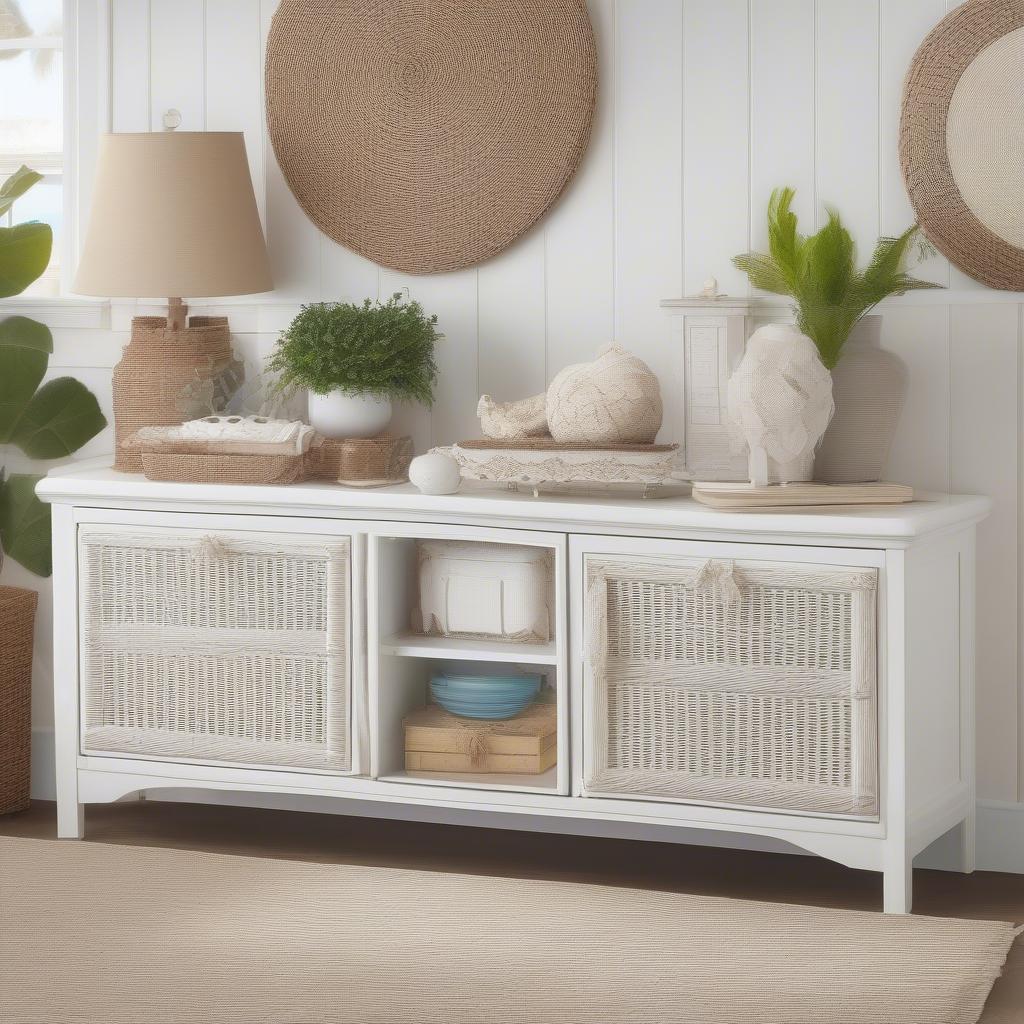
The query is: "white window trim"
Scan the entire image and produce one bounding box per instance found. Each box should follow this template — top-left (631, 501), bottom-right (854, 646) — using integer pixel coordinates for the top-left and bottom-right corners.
top-left (63, 0), bottom-right (110, 305)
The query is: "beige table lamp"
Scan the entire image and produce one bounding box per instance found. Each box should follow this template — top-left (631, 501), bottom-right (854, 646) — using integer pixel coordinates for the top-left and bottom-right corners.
top-left (74, 131), bottom-right (273, 472)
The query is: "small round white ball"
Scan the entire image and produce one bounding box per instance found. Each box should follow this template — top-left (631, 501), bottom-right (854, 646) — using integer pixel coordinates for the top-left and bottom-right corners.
top-left (409, 452), bottom-right (462, 495)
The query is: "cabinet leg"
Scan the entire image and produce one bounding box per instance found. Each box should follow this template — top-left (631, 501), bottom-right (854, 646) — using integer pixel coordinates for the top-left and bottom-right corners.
top-left (882, 850), bottom-right (913, 914)
top-left (56, 800), bottom-right (84, 840)
top-left (959, 810), bottom-right (977, 874)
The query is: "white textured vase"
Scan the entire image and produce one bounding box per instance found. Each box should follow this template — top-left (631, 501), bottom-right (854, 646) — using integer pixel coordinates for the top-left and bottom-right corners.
top-left (814, 316), bottom-right (907, 483)
top-left (307, 391), bottom-right (392, 439)
top-left (727, 324), bottom-right (834, 486)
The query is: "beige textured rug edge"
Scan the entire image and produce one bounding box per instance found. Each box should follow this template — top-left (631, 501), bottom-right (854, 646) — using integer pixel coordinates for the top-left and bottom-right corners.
top-left (0, 835), bottom-right (1019, 1024)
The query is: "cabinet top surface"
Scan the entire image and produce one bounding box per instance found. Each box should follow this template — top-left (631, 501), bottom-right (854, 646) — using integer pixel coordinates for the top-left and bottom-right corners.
top-left (37, 461), bottom-right (990, 544)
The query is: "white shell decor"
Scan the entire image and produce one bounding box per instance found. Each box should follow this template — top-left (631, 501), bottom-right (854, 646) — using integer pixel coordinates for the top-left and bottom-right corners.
top-left (726, 324), bottom-right (834, 487)
top-left (477, 392), bottom-right (548, 441)
top-left (409, 451), bottom-right (462, 495)
top-left (546, 345), bottom-right (663, 445)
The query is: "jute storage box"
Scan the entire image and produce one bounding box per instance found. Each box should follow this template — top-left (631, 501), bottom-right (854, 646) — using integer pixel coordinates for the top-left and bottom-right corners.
top-left (416, 541), bottom-right (553, 642)
top-left (404, 703), bottom-right (557, 774)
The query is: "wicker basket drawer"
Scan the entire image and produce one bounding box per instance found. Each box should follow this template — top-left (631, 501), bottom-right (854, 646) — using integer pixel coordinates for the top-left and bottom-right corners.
top-left (583, 555), bottom-right (878, 817)
top-left (78, 526), bottom-right (351, 773)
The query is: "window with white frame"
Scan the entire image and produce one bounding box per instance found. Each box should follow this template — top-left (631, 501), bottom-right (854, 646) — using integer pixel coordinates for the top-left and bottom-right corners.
top-left (0, 0), bottom-right (63, 297)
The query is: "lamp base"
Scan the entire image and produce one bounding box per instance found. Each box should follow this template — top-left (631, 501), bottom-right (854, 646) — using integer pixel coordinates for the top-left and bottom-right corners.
top-left (112, 315), bottom-right (242, 473)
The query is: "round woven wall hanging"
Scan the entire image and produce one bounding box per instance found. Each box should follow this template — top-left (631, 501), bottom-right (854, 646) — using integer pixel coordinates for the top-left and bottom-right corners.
top-left (265, 0), bottom-right (597, 276)
top-left (900, 0), bottom-right (1024, 290)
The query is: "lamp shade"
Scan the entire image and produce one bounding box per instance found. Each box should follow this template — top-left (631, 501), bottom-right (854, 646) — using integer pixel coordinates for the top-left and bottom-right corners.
top-left (73, 132), bottom-right (273, 299)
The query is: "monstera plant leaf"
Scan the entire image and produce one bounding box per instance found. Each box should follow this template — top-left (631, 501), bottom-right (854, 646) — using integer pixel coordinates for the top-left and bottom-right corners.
top-left (0, 315), bottom-right (52, 441)
top-left (0, 471), bottom-right (50, 577)
top-left (10, 376), bottom-right (107, 459)
top-left (0, 165), bottom-right (107, 577)
top-left (0, 221), bottom-right (52, 298)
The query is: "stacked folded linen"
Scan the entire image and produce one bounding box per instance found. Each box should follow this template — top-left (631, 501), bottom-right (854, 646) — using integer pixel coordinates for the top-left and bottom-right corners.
top-left (126, 416), bottom-right (316, 457)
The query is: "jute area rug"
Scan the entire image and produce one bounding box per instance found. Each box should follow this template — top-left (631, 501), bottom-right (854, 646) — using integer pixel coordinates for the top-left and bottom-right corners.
top-left (0, 836), bottom-right (1018, 1024)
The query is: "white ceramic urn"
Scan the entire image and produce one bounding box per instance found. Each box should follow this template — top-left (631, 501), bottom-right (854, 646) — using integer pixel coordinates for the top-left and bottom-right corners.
top-left (307, 391), bottom-right (392, 439)
top-left (814, 316), bottom-right (907, 483)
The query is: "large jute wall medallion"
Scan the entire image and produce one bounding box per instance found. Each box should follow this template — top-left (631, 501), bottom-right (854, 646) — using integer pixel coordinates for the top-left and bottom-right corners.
top-left (265, 1), bottom-right (597, 276)
top-left (900, 0), bottom-right (1024, 290)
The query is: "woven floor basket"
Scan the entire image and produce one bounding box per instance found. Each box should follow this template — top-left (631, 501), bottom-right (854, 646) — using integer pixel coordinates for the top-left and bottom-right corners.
top-left (265, 0), bottom-right (597, 274)
top-left (584, 556), bottom-right (878, 817)
top-left (0, 586), bottom-right (37, 815)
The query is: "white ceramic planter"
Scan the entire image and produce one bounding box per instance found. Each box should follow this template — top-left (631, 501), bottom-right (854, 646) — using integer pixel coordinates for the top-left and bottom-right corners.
top-left (307, 391), bottom-right (392, 439)
top-left (814, 316), bottom-right (907, 483)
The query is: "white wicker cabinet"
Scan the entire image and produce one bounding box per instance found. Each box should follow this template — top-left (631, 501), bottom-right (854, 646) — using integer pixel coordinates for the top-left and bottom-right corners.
top-left (38, 464), bottom-right (990, 914)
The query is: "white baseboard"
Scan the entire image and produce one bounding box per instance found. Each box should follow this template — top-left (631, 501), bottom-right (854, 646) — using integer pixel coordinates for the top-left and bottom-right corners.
top-left (975, 800), bottom-right (1024, 874)
top-left (27, 729), bottom-right (1024, 873)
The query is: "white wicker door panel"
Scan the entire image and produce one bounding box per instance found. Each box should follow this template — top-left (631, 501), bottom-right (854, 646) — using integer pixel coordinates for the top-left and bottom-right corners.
top-left (582, 554), bottom-right (878, 817)
top-left (78, 526), bottom-right (352, 773)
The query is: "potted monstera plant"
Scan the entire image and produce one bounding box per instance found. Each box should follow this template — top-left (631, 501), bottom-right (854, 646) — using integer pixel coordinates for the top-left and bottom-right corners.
top-left (0, 166), bottom-right (106, 815)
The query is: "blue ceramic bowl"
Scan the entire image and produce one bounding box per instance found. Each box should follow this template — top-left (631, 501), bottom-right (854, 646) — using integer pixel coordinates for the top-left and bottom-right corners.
top-left (429, 673), bottom-right (542, 720)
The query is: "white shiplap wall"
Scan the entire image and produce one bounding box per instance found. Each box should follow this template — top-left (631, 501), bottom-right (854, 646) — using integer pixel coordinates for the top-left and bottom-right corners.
top-left (9, 0), bottom-right (1024, 812)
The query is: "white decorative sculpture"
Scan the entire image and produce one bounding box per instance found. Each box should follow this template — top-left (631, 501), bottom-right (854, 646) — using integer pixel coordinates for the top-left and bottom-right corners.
top-left (726, 325), bottom-right (834, 486)
top-left (409, 451), bottom-right (462, 495)
top-left (477, 393), bottom-right (548, 441)
top-left (699, 276), bottom-right (720, 299)
top-left (546, 345), bottom-right (662, 445)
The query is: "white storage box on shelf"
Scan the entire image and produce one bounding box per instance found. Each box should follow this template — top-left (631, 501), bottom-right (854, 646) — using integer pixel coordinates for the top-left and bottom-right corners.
top-left (416, 540), bottom-right (553, 643)
top-left (77, 525), bottom-right (352, 773)
top-left (582, 554), bottom-right (878, 817)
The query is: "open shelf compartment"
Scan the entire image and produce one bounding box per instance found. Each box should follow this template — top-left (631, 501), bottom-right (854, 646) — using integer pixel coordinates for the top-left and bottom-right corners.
top-left (368, 526), bottom-right (568, 796)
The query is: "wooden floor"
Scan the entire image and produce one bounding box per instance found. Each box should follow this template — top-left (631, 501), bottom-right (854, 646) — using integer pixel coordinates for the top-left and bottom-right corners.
top-left (3, 800), bottom-right (1022, 1022)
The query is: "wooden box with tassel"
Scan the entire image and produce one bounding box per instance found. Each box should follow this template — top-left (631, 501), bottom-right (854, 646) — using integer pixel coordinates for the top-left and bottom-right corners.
top-left (403, 703), bottom-right (557, 774)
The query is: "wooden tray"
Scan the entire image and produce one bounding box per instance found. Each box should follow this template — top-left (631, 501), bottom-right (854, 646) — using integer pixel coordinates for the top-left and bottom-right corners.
top-left (458, 436), bottom-right (677, 453)
top-left (692, 481), bottom-right (915, 509)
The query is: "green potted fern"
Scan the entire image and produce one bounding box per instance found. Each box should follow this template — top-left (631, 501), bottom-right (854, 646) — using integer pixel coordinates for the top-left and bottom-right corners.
top-left (269, 293), bottom-right (439, 438)
top-left (733, 188), bottom-right (941, 482)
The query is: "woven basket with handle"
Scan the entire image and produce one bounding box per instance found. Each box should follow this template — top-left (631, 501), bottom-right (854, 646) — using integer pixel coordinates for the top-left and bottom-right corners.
top-left (0, 586), bottom-right (37, 815)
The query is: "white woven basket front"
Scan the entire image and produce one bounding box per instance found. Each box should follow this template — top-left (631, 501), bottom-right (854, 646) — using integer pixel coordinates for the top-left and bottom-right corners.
top-left (583, 555), bottom-right (878, 817)
top-left (78, 526), bottom-right (351, 773)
